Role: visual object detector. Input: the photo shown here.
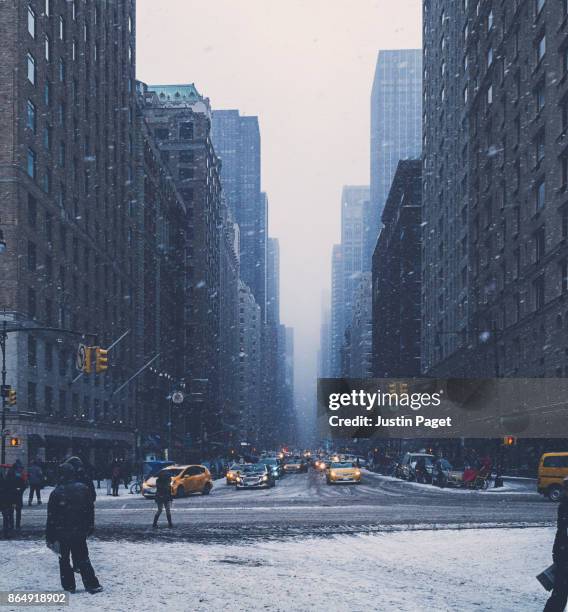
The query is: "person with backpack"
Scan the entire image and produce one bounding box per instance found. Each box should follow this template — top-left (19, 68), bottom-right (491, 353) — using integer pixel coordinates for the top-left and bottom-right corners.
top-left (46, 463), bottom-right (102, 594)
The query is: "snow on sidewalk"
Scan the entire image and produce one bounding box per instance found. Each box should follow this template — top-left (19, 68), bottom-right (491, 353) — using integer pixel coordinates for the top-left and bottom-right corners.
top-left (3, 527), bottom-right (555, 612)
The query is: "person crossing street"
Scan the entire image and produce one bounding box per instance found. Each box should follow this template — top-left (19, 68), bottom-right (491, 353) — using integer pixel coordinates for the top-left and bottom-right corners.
top-left (152, 470), bottom-right (173, 528)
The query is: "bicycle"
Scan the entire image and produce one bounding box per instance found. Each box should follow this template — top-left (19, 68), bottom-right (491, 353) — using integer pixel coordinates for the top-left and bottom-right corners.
top-left (129, 478), bottom-right (142, 494)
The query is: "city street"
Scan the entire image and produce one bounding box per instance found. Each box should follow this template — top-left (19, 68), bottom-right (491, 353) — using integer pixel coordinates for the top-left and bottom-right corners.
top-left (14, 470), bottom-right (556, 543)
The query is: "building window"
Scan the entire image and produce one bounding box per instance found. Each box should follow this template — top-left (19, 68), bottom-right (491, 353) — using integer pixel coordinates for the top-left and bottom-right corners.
top-left (27, 240), bottom-right (36, 271)
top-left (59, 16), bottom-right (65, 40)
top-left (26, 99), bottom-right (36, 133)
top-left (487, 85), bottom-right (493, 105)
top-left (154, 127), bottom-right (169, 140)
top-left (28, 382), bottom-right (37, 412)
top-left (536, 82), bottom-right (545, 113)
top-left (44, 167), bottom-right (51, 194)
top-left (536, 33), bottom-right (546, 63)
top-left (59, 58), bottom-right (66, 81)
top-left (561, 259), bottom-right (568, 294)
top-left (72, 39), bottom-right (77, 61)
top-left (533, 275), bottom-right (545, 310)
top-left (535, 226), bottom-right (545, 263)
top-left (28, 335), bottom-right (37, 366)
top-left (45, 34), bottom-right (50, 61)
top-left (27, 148), bottom-right (36, 178)
top-left (536, 131), bottom-right (545, 165)
top-left (59, 141), bottom-right (65, 166)
top-left (45, 342), bottom-right (53, 371)
top-left (45, 386), bottom-right (53, 414)
top-left (536, 0), bottom-right (545, 15)
top-left (487, 47), bottom-right (493, 67)
top-left (44, 123), bottom-right (52, 150)
top-left (27, 5), bottom-right (36, 38)
top-left (180, 122), bottom-right (194, 140)
top-left (44, 80), bottom-right (51, 106)
top-left (536, 177), bottom-right (546, 210)
top-left (27, 52), bottom-right (36, 84)
top-left (28, 194), bottom-right (36, 227)
top-left (28, 287), bottom-right (36, 318)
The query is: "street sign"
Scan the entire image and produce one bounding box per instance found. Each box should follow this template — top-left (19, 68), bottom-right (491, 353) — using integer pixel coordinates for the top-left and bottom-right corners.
top-left (171, 391), bottom-right (184, 404)
top-left (76, 344), bottom-right (87, 372)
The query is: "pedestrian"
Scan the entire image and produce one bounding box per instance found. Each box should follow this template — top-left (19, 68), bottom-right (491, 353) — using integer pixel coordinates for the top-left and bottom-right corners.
top-left (0, 470), bottom-right (11, 538)
top-left (152, 470), bottom-right (173, 528)
top-left (27, 460), bottom-right (44, 506)
top-left (46, 462), bottom-right (102, 594)
top-left (6, 460), bottom-right (27, 530)
top-left (63, 456), bottom-right (96, 502)
top-left (544, 477), bottom-right (568, 611)
top-left (111, 463), bottom-right (121, 497)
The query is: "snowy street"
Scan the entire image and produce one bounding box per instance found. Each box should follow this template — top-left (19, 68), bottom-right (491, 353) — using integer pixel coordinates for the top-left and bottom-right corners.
top-left (10, 470), bottom-right (556, 543)
top-left (3, 527), bottom-right (557, 611)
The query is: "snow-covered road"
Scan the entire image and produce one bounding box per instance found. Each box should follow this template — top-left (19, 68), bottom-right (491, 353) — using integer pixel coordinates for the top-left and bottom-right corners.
top-left (3, 527), bottom-right (556, 612)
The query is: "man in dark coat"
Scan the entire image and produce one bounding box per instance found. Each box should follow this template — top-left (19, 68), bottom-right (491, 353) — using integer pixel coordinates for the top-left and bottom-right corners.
top-left (0, 471), bottom-right (11, 538)
top-left (46, 463), bottom-right (102, 594)
top-left (544, 477), bottom-right (568, 611)
top-left (6, 461), bottom-right (27, 530)
top-left (27, 460), bottom-right (44, 505)
top-left (153, 470), bottom-right (173, 528)
top-left (63, 456), bottom-right (96, 502)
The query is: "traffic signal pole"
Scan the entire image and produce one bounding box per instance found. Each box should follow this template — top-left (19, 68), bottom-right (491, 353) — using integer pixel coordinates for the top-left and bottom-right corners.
top-left (1, 320), bottom-right (7, 464)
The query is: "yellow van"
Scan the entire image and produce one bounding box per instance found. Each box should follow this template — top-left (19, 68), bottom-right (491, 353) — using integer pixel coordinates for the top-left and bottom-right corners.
top-left (538, 452), bottom-right (568, 501)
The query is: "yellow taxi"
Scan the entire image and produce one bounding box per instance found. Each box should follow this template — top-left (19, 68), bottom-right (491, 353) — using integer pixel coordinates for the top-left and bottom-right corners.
top-left (326, 460), bottom-right (362, 485)
top-left (143, 465), bottom-right (213, 498)
top-left (226, 463), bottom-right (243, 485)
top-left (538, 452), bottom-right (568, 501)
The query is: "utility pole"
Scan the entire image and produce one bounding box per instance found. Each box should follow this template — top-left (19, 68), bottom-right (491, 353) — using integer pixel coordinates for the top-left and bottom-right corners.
top-left (1, 320), bottom-right (7, 464)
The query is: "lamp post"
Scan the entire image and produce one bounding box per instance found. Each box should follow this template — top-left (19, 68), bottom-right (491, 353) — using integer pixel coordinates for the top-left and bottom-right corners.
top-left (1, 320), bottom-right (7, 464)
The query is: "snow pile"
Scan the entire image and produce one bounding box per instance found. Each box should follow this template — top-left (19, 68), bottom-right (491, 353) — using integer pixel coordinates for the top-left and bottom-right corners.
top-left (2, 527), bottom-right (555, 611)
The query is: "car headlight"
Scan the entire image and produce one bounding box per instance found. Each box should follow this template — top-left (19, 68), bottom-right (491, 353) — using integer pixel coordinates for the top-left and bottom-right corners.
top-left (330, 470), bottom-right (336, 477)
top-left (236, 477), bottom-right (242, 482)
top-left (355, 470), bottom-right (361, 476)
top-left (262, 475), bottom-right (268, 481)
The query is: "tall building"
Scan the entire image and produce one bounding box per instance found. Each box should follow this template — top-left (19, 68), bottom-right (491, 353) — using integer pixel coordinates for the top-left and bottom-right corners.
top-left (266, 238), bottom-right (280, 325)
top-left (421, 0), bottom-right (468, 374)
top-left (372, 160), bottom-right (422, 378)
top-left (138, 83), bottom-right (222, 447)
top-left (132, 110), bottom-right (187, 462)
top-left (212, 110), bottom-right (266, 318)
top-left (238, 281), bottom-right (262, 444)
top-left (329, 245), bottom-right (343, 376)
top-left (0, 0), bottom-right (138, 464)
top-left (369, 49), bottom-right (422, 264)
top-left (318, 292), bottom-right (331, 378)
top-left (219, 202), bottom-right (240, 448)
top-left (349, 273), bottom-right (373, 378)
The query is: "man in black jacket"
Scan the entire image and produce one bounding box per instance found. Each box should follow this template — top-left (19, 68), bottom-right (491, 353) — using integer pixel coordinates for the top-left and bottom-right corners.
top-left (62, 456), bottom-right (96, 502)
top-left (46, 463), bottom-right (102, 594)
top-left (545, 477), bottom-right (568, 611)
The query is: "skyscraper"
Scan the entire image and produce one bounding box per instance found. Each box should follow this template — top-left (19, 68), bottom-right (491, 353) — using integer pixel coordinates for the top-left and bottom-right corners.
top-left (212, 110), bottom-right (266, 318)
top-left (369, 49), bottom-right (422, 263)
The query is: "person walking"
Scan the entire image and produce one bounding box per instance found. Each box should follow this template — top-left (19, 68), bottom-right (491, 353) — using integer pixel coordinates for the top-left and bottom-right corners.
top-left (544, 477), bottom-right (568, 611)
top-left (111, 463), bottom-right (121, 497)
top-left (152, 470), bottom-right (173, 528)
top-left (6, 461), bottom-right (27, 530)
top-left (0, 470), bottom-right (11, 538)
top-left (46, 462), bottom-right (102, 594)
top-left (27, 460), bottom-right (44, 505)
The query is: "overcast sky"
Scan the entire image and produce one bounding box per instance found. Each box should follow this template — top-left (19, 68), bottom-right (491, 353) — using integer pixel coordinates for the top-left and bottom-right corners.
top-left (136, 0), bottom-right (422, 440)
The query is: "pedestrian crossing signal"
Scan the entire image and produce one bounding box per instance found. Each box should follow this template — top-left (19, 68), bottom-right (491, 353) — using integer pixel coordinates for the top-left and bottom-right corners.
top-left (503, 436), bottom-right (516, 446)
top-left (9, 436), bottom-right (21, 447)
top-left (7, 388), bottom-right (16, 406)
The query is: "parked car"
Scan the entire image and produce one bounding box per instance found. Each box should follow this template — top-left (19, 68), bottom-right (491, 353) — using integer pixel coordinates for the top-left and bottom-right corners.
top-left (396, 453), bottom-right (435, 482)
top-left (538, 452), bottom-right (568, 501)
top-left (235, 464), bottom-right (276, 489)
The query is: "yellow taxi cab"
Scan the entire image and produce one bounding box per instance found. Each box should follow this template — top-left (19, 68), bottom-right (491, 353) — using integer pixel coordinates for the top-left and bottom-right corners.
top-left (326, 460), bottom-right (362, 485)
top-left (538, 452), bottom-right (568, 501)
top-left (226, 463), bottom-right (243, 485)
top-left (143, 465), bottom-right (213, 498)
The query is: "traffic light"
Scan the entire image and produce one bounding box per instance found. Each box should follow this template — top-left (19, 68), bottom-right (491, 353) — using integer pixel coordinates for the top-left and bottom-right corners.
top-left (95, 347), bottom-right (108, 373)
top-left (9, 436), bottom-right (21, 447)
top-left (503, 436), bottom-right (516, 446)
top-left (83, 346), bottom-right (93, 374)
top-left (7, 388), bottom-right (16, 406)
